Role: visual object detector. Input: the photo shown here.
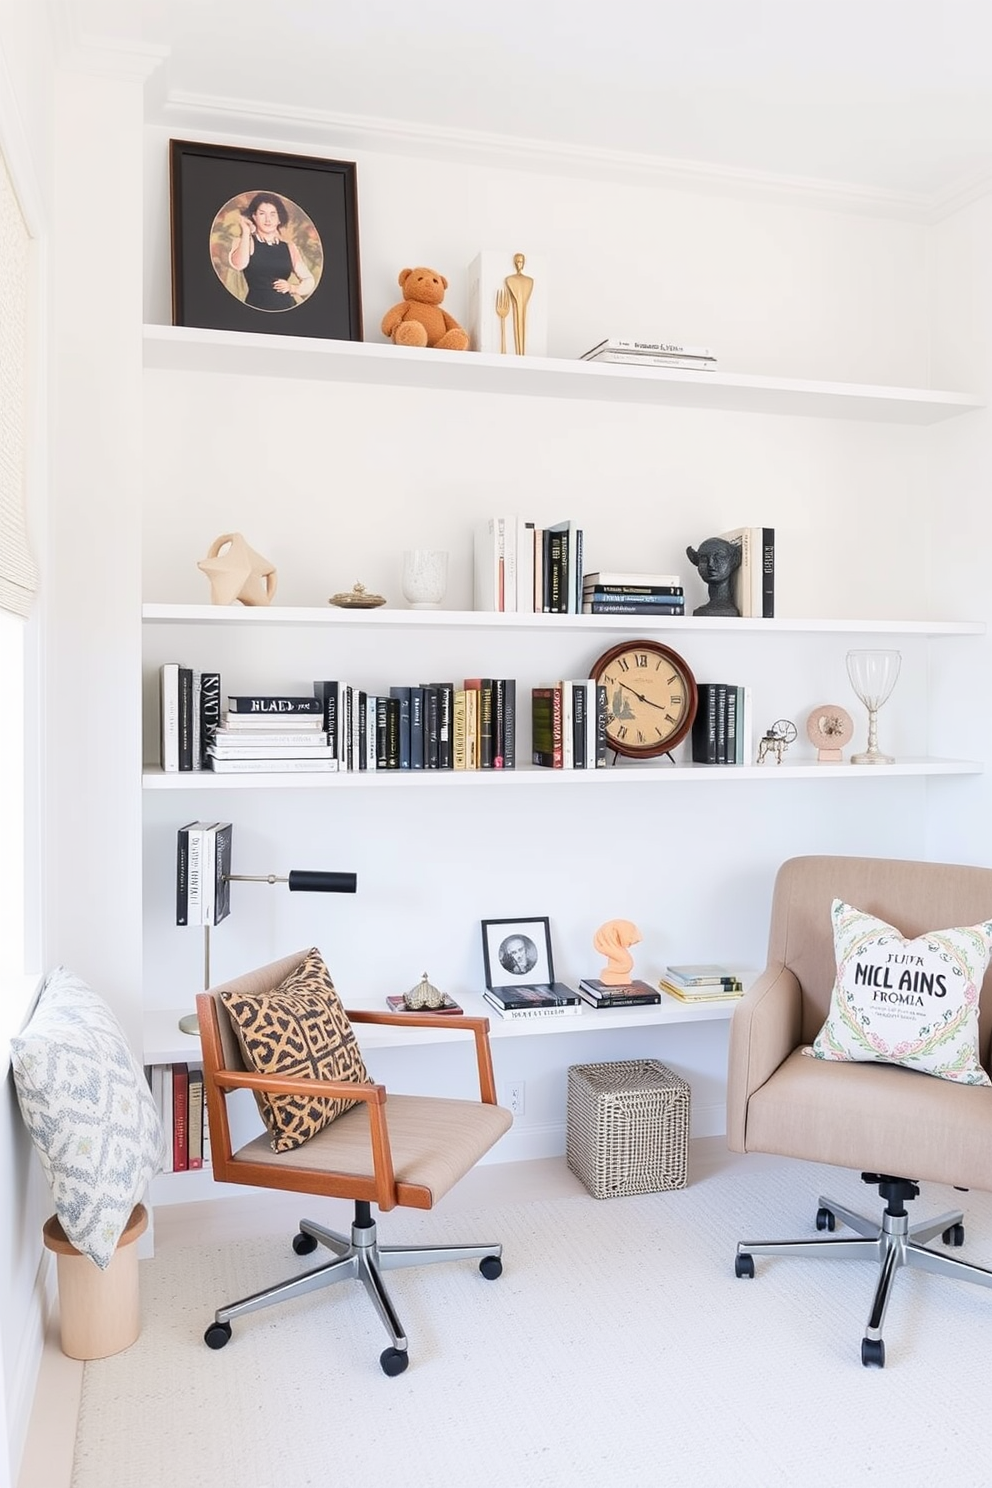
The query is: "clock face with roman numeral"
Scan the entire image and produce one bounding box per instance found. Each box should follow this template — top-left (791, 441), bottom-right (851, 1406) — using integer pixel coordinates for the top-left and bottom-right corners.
top-left (591, 640), bottom-right (699, 760)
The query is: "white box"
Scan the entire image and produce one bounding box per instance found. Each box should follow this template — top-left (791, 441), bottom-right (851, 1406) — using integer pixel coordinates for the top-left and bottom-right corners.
top-left (467, 250), bottom-right (548, 356)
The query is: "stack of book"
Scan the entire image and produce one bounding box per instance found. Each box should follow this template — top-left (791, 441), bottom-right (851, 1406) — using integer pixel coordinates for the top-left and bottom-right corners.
top-left (577, 977), bottom-right (661, 1009)
top-left (482, 983), bottom-right (583, 1020)
top-left (580, 337), bottom-right (717, 372)
top-left (582, 571), bottom-right (685, 617)
top-left (532, 680), bottom-right (608, 769)
top-left (473, 515), bottom-right (584, 614)
top-left (209, 694), bottom-right (336, 774)
top-left (716, 526), bottom-right (775, 619)
top-left (690, 683), bottom-right (754, 765)
top-left (176, 820), bottom-right (232, 927)
top-left (658, 965), bottom-right (744, 1003)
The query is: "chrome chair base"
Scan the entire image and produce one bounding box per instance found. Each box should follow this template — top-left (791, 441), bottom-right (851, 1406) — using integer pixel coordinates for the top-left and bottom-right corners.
top-left (735, 1174), bottom-right (992, 1367)
top-left (207, 1200), bottom-right (502, 1373)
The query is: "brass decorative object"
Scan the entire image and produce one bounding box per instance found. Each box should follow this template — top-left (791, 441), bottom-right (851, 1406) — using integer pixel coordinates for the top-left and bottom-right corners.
top-left (504, 252), bottom-right (534, 355)
top-left (328, 582), bottom-right (386, 609)
top-left (757, 719), bottom-right (798, 765)
top-left (494, 287), bottom-right (510, 353)
top-left (404, 972), bottom-right (446, 1010)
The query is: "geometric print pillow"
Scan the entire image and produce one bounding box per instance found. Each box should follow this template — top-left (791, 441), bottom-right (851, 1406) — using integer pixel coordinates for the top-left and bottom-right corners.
top-left (220, 947), bottom-right (371, 1152)
top-left (9, 968), bottom-right (167, 1269)
top-left (804, 899), bottom-right (992, 1086)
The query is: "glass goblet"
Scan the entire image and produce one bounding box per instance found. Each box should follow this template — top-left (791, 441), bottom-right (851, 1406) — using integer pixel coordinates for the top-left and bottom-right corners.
top-left (845, 649), bottom-right (901, 764)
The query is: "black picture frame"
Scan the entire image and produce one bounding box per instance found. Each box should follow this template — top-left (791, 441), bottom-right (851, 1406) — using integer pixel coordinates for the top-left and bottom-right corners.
top-left (169, 139), bottom-right (363, 342)
top-left (481, 917), bottom-right (554, 989)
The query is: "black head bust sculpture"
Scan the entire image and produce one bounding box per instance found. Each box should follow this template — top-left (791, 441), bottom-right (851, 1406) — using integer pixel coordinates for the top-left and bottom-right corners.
top-left (685, 536), bottom-right (742, 616)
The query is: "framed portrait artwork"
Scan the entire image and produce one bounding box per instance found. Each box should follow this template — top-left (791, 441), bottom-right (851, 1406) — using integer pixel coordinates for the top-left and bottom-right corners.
top-left (169, 139), bottom-right (363, 342)
top-left (481, 917), bottom-right (554, 989)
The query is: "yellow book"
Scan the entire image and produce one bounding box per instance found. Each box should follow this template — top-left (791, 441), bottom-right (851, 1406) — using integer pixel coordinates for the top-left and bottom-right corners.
top-left (453, 690), bottom-right (467, 770)
top-left (658, 978), bottom-right (743, 1003)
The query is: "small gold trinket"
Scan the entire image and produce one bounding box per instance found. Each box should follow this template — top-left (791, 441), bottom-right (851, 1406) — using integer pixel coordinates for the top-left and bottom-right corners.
top-left (404, 972), bottom-right (445, 1010)
top-left (329, 582), bottom-right (386, 609)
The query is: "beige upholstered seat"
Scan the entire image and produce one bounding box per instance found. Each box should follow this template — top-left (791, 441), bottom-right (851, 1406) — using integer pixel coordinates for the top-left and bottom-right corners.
top-left (196, 950), bottom-right (513, 1376)
top-left (727, 855), bottom-right (992, 1367)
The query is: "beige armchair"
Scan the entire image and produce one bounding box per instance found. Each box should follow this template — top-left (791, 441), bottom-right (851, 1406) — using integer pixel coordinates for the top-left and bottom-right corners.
top-left (196, 950), bottom-right (513, 1375)
top-left (727, 855), bottom-right (992, 1367)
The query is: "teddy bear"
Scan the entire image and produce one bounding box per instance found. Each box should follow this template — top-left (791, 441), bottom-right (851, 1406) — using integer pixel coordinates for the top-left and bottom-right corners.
top-left (380, 267), bottom-right (470, 351)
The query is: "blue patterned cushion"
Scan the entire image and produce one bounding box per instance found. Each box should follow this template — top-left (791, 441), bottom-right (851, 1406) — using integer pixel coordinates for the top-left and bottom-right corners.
top-left (10, 968), bottom-right (166, 1268)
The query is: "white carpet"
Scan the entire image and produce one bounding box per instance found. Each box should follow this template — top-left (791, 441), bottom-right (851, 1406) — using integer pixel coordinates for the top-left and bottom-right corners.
top-left (72, 1158), bottom-right (992, 1488)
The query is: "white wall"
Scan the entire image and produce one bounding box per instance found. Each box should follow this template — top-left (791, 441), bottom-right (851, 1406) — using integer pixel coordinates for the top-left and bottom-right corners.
top-left (135, 116), bottom-right (986, 1168)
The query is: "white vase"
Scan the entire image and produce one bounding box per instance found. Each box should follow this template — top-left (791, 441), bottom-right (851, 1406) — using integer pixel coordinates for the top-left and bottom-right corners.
top-left (402, 550), bottom-right (448, 609)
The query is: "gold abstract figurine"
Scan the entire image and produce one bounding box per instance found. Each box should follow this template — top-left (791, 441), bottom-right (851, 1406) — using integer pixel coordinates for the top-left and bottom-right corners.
top-left (593, 919), bottom-right (642, 986)
top-left (197, 532), bottom-right (277, 606)
top-left (504, 252), bottom-right (534, 355)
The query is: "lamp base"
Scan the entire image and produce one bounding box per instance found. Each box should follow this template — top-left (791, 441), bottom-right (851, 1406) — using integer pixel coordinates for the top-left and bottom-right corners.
top-left (850, 750), bottom-right (895, 765)
top-left (177, 1013), bottom-right (200, 1036)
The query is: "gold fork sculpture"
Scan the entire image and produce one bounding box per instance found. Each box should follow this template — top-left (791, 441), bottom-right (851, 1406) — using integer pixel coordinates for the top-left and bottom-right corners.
top-left (494, 287), bottom-right (510, 353)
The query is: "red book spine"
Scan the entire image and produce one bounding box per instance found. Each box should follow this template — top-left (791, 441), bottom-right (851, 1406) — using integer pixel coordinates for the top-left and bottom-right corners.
top-left (552, 685), bottom-right (563, 768)
top-left (172, 1062), bottom-right (189, 1172)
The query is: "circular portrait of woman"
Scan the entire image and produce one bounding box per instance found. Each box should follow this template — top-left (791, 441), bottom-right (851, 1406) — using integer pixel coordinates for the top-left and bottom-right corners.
top-left (209, 189), bottom-right (323, 313)
top-left (498, 934), bottom-right (538, 977)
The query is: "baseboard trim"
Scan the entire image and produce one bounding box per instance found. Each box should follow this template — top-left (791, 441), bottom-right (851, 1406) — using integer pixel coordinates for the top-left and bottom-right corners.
top-left (9, 1249), bottom-right (55, 1488)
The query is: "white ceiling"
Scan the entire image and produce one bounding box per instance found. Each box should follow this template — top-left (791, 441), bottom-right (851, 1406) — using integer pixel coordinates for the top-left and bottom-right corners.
top-left (64, 0), bottom-right (992, 208)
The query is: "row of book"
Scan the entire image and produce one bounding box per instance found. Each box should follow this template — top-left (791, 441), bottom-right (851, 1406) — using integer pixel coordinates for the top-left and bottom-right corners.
top-left (160, 676), bottom-right (519, 773)
top-left (146, 1061), bottom-right (210, 1173)
top-left (176, 820), bottom-right (232, 926)
top-left (474, 515), bottom-right (584, 613)
top-left (690, 683), bottom-right (755, 766)
top-left (658, 964), bottom-right (744, 1003)
top-left (580, 336), bottom-right (717, 373)
top-left (532, 680), bottom-right (609, 769)
top-left (582, 571), bottom-right (686, 617)
top-left (159, 663), bottom-right (220, 771)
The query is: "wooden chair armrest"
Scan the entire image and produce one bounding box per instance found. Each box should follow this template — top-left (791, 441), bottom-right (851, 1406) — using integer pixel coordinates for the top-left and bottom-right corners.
top-left (346, 1010), bottom-right (499, 1105)
top-left (213, 1068), bottom-right (386, 1103)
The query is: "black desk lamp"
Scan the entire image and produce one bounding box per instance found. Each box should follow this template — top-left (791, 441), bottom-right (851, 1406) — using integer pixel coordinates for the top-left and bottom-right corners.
top-left (177, 866), bottom-right (358, 1036)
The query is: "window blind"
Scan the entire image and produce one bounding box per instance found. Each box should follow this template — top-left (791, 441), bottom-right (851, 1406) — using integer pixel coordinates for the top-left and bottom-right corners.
top-left (0, 145), bottom-right (38, 618)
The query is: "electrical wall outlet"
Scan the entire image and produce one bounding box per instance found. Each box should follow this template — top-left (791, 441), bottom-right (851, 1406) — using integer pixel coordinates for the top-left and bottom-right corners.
top-left (506, 1081), bottom-right (526, 1116)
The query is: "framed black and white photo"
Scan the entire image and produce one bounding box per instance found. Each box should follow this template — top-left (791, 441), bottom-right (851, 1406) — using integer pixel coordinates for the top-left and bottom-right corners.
top-left (169, 139), bottom-right (363, 341)
top-left (481, 917), bottom-right (554, 989)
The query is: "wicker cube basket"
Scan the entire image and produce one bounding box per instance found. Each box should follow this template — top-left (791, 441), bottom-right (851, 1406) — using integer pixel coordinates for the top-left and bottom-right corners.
top-left (566, 1059), bottom-right (690, 1199)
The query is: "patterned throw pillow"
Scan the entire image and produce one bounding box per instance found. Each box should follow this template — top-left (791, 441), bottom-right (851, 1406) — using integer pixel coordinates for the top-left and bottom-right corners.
top-left (805, 899), bottom-right (992, 1085)
top-left (221, 947), bottom-right (371, 1152)
top-left (10, 968), bottom-right (167, 1269)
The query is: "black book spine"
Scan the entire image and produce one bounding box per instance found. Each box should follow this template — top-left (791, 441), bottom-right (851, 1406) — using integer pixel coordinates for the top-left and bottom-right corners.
top-left (199, 671), bottom-right (221, 768)
top-left (178, 667), bottom-right (194, 771)
top-left (410, 687), bottom-right (425, 769)
top-left (492, 678), bottom-right (506, 768)
top-left (430, 682), bottom-right (454, 769)
top-left (212, 822), bottom-right (233, 927)
top-left (375, 696), bottom-right (389, 769)
top-left (715, 684), bottom-right (729, 765)
top-left (572, 681), bottom-right (586, 768)
top-left (548, 532), bottom-right (564, 613)
top-left (594, 683), bottom-right (608, 767)
top-left (358, 691), bottom-right (368, 770)
top-left (313, 681), bottom-right (339, 759)
top-left (479, 681), bottom-right (494, 768)
top-left (503, 679), bottom-right (516, 769)
top-left (724, 686), bottom-right (738, 765)
top-left (226, 695), bottom-right (323, 714)
top-left (386, 696), bottom-right (401, 768)
top-left (176, 822), bottom-right (191, 926)
top-left (424, 685), bottom-right (440, 768)
top-left (762, 527), bottom-right (775, 618)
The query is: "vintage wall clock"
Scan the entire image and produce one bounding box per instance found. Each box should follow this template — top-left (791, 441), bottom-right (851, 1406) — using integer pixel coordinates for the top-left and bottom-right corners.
top-left (590, 640), bottom-right (698, 760)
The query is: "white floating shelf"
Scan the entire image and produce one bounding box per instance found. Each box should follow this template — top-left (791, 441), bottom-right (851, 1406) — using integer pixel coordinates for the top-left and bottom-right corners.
top-left (141, 604), bottom-right (985, 637)
top-left (142, 758), bottom-right (981, 791)
top-left (143, 325), bottom-right (984, 426)
top-left (143, 991), bottom-right (736, 1066)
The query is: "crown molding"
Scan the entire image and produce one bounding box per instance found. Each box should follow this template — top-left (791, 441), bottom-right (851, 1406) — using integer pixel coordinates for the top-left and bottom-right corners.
top-left (49, 1), bottom-right (167, 83)
top-left (926, 170), bottom-right (992, 224)
top-left (159, 91), bottom-right (937, 223)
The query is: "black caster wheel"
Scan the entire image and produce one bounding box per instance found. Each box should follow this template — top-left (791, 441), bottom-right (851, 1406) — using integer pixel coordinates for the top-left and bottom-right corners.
top-left (204, 1321), bottom-right (232, 1350)
top-left (861, 1337), bottom-right (885, 1368)
top-left (293, 1231), bottom-right (319, 1255)
top-left (479, 1255), bottom-right (503, 1280)
top-left (735, 1253), bottom-right (755, 1279)
top-left (943, 1223), bottom-right (965, 1247)
top-left (816, 1206), bottom-right (836, 1232)
top-left (380, 1347), bottom-right (409, 1377)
